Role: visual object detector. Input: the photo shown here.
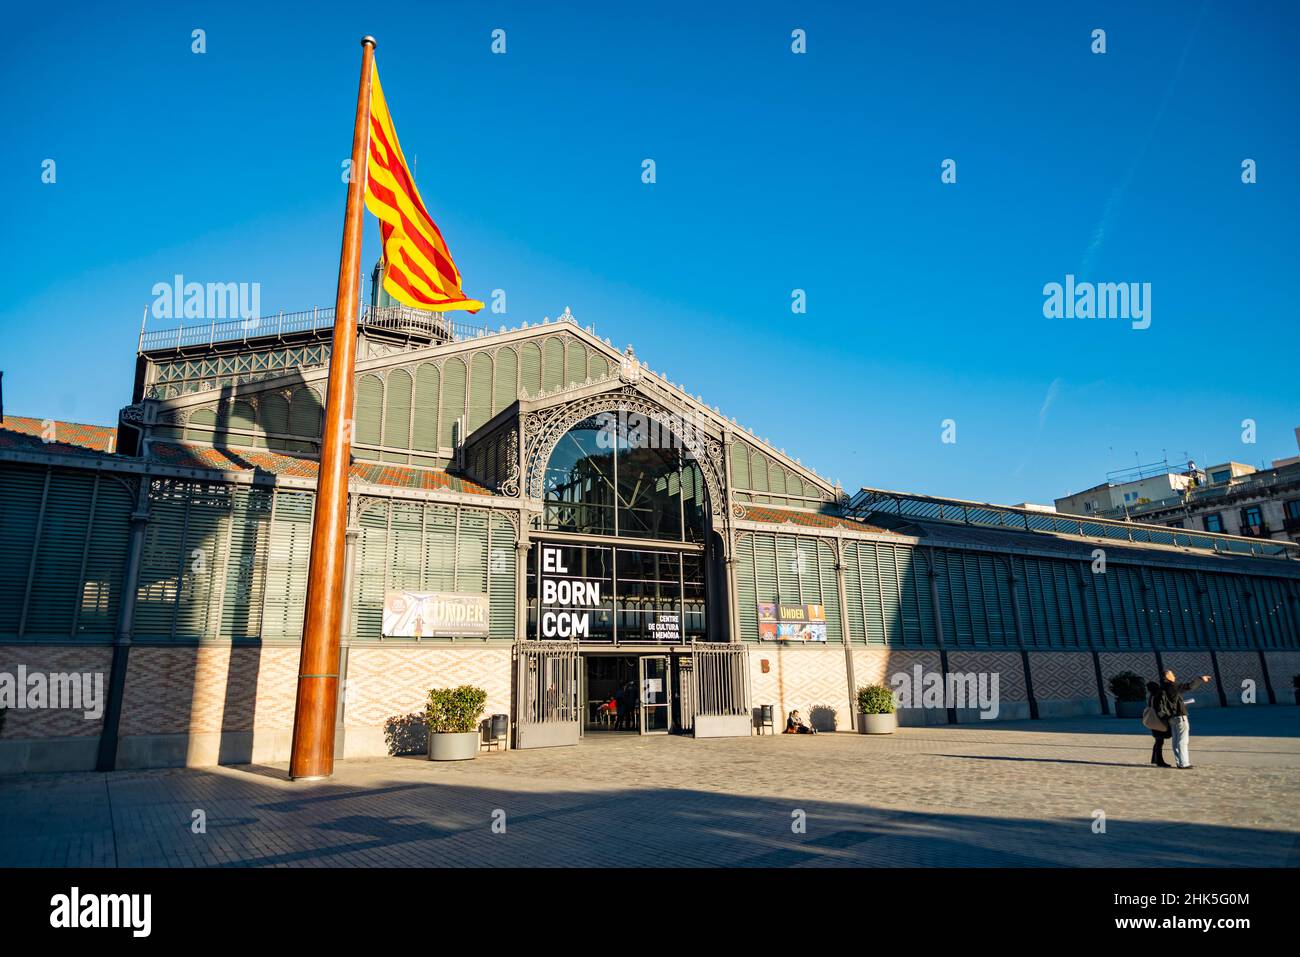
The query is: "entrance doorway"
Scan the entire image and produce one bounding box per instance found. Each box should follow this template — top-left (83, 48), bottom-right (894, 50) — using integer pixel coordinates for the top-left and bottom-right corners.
top-left (582, 654), bottom-right (674, 734)
top-left (639, 655), bottom-right (670, 733)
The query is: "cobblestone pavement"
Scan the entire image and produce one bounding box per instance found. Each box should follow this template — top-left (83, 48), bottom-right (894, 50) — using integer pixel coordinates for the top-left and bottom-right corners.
top-left (3, 707), bottom-right (1297, 867)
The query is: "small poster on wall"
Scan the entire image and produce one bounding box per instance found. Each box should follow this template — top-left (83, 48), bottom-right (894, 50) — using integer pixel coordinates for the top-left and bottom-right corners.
top-left (757, 602), bottom-right (827, 642)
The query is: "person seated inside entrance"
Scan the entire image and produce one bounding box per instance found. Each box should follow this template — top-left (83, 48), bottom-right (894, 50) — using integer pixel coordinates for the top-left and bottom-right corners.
top-left (784, 710), bottom-right (817, 735)
top-left (596, 696), bottom-right (617, 725)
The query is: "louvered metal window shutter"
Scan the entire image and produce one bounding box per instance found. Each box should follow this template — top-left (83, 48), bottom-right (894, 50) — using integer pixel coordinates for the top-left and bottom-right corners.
top-left (469, 354), bottom-right (493, 432)
top-left (79, 476), bottom-right (133, 637)
top-left (440, 359), bottom-right (466, 449)
top-left (493, 348), bottom-right (517, 415)
top-left (521, 343), bottom-right (542, 397)
top-left (263, 491), bottom-right (313, 640)
top-left (25, 470), bottom-right (94, 637)
top-left (734, 533), bottom-right (757, 641)
top-left (355, 374), bottom-right (383, 447)
top-left (412, 363), bottom-right (440, 453)
top-left (383, 369), bottom-right (413, 452)
top-left (221, 487), bottom-right (271, 640)
top-left (489, 513), bottom-right (517, 640)
top-left (352, 499), bottom-right (389, 640)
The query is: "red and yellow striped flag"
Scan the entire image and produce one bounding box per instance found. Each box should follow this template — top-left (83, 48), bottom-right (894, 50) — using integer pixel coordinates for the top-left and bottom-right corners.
top-left (364, 62), bottom-right (483, 313)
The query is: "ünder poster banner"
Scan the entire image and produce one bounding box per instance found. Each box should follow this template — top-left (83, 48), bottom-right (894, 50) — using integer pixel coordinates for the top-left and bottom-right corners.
top-left (382, 591), bottom-right (489, 638)
top-left (757, 601), bottom-right (827, 641)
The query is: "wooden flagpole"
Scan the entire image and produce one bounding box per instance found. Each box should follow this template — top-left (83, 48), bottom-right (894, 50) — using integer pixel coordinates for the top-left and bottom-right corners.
top-left (289, 35), bottom-right (375, 780)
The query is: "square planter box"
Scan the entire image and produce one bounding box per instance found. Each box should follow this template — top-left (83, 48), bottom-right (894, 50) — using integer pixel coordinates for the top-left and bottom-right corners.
top-left (1114, 699), bottom-right (1145, 719)
top-left (428, 731), bottom-right (480, 761)
top-left (856, 712), bottom-right (898, 734)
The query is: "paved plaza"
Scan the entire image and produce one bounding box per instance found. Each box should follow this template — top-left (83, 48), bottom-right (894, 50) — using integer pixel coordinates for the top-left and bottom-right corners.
top-left (3, 707), bottom-right (1297, 867)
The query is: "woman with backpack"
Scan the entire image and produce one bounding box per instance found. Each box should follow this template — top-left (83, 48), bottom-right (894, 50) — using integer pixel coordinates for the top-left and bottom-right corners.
top-left (1143, 680), bottom-right (1173, 768)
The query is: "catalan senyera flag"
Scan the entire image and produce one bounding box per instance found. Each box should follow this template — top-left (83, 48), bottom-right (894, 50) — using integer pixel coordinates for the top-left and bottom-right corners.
top-left (364, 62), bottom-right (483, 313)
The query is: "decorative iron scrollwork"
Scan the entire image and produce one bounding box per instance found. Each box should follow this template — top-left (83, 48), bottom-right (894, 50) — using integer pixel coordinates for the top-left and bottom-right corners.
top-left (521, 390), bottom-right (728, 517)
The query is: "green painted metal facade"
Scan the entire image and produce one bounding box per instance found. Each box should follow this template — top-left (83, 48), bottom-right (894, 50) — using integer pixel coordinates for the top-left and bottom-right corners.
top-left (7, 314), bottom-right (1298, 663)
top-left (734, 529), bottom-right (1300, 650)
top-left (160, 332), bottom-right (618, 470)
top-left (0, 464), bottom-right (517, 646)
top-left (145, 343), bottom-right (331, 399)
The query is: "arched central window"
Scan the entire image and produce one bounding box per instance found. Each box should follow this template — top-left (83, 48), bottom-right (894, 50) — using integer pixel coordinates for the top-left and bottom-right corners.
top-left (542, 414), bottom-right (707, 544)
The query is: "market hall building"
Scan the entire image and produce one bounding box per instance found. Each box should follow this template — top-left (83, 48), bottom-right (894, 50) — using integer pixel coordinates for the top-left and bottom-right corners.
top-left (2, 296), bottom-right (1299, 773)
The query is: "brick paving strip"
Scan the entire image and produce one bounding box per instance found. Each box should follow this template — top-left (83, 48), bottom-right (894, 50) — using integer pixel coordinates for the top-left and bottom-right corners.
top-left (2, 707), bottom-right (1297, 867)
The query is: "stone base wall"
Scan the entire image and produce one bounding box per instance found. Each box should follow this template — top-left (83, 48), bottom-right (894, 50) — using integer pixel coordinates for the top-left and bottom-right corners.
top-left (114, 643), bottom-right (299, 769)
top-left (1029, 651), bottom-right (1103, 718)
top-left (341, 643), bottom-right (513, 758)
top-left (1217, 651), bottom-right (1270, 706)
top-left (0, 641), bottom-right (516, 774)
top-left (1262, 651), bottom-right (1300, 704)
top-left (0, 645), bottom-right (113, 774)
top-left (948, 650), bottom-right (1028, 722)
top-left (3, 639), bottom-right (1297, 773)
top-left (850, 648), bottom-right (946, 725)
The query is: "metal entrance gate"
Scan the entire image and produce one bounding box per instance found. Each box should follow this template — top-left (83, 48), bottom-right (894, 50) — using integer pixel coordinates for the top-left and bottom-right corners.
top-left (690, 641), bottom-right (753, 738)
top-left (514, 641), bottom-right (581, 749)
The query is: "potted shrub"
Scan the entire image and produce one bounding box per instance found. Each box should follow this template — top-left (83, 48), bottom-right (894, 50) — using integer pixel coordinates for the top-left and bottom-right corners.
top-left (856, 683), bottom-right (898, 734)
top-left (425, 685), bottom-right (488, 761)
top-left (1108, 671), bottom-right (1147, 718)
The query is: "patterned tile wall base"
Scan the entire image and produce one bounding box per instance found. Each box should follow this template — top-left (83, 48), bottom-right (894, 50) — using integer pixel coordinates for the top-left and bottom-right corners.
top-left (1217, 651), bottom-right (1271, 706)
top-left (851, 648), bottom-right (946, 726)
top-left (1029, 651), bottom-right (1102, 717)
top-left (115, 644), bottom-right (300, 769)
top-left (343, 644), bottom-right (513, 756)
top-left (749, 644), bottom-right (852, 731)
top-left (112, 643), bottom-right (515, 767)
top-left (1263, 651), bottom-right (1300, 705)
top-left (947, 651), bottom-right (1029, 722)
top-left (3, 640), bottom-right (1297, 772)
top-left (119, 644), bottom-right (299, 737)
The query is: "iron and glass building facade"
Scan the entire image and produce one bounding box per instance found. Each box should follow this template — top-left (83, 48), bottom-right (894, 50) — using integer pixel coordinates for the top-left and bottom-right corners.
top-left (2, 301), bottom-right (1299, 771)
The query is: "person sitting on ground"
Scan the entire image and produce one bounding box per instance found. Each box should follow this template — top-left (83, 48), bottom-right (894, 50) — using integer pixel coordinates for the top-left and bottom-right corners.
top-left (784, 709), bottom-right (817, 734)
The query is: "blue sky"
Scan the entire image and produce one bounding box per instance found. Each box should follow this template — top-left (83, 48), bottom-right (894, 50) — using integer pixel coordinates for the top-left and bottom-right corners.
top-left (2, 0), bottom-right (1297, 505)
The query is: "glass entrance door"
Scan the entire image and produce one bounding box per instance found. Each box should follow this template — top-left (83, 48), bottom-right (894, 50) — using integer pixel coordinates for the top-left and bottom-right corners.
top-left (639, 655), bottom-right (671, 734)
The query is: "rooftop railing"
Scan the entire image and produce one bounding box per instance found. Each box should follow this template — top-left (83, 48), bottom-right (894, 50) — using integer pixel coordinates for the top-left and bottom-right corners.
top-left (844, 487), bottom-right (1300, 561)
top-left (138, 303), bottom-right (490, 353)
